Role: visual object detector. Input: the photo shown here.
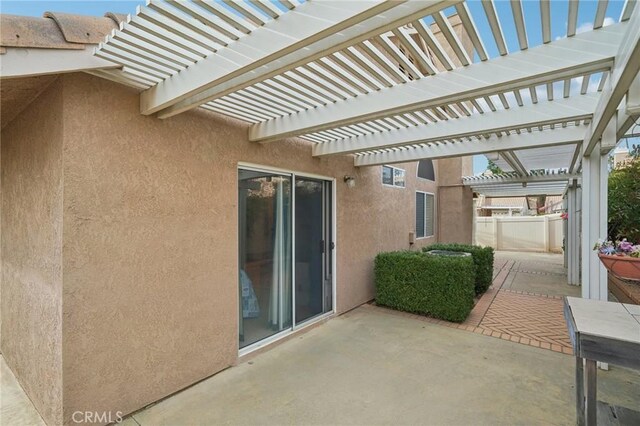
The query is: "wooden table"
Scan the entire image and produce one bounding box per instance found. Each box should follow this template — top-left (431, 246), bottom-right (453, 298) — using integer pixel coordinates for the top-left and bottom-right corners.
top-left (563, 297), bottom-right (640, 426)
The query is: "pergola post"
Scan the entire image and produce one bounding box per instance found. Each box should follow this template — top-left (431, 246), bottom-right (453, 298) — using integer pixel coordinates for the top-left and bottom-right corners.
top-left (580, 126), bottom-right (612, 299)
top-left (567, 181), bottom-right (580, 285)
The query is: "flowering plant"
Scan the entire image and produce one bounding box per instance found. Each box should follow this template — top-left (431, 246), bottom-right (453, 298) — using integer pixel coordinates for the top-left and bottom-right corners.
top-left (594, 238), bottom-right (640, 258)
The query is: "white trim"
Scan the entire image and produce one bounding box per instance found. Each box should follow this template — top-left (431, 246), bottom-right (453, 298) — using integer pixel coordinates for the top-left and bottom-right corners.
top-left (0, 47), bottom-right (119, 79)
top-left (415, 190), bottom-right (436, 239)
top-left (237, 162), bottom-right (334, 182)
top-left (291, 173), bottom-right (297, 329)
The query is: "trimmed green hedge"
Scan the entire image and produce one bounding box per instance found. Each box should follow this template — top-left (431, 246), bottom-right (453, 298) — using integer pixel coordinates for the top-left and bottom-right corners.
top-left (423, 243), bottom-right (494, 295)
top-left (374, 251), bottom-right (475, 323)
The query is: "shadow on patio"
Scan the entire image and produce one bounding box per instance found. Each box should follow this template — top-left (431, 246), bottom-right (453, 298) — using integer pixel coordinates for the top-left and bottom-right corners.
top-left (124, 303), bottom-right (639, 425)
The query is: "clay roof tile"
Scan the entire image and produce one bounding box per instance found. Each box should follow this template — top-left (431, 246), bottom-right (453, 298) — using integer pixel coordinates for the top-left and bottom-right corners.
top-left (0, 14), bottom-right (83, 49)
top-left (43, 11), bottom-right (118, 44)
top-left (0, 11), bottom-right (120, 50)
top-left (104, 12), bottom-right (129, 26)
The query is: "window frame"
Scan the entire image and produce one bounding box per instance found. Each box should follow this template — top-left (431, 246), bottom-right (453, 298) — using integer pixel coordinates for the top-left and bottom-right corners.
top-left (416, 190), bottom-right (436, 239)
top-left (381, 165), bottom-right (406, 189)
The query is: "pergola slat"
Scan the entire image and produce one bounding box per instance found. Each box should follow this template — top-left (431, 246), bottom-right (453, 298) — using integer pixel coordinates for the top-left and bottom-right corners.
top-left (510, 0), bottom-right (528, 51)
top-left (165, 0), bottom-right (245, 41)
top-left (249, 25), bottom-right (624, 143)
top-left (358, 41), bottom-right (410, 84)
top-left (314, 94), bottom-right (598, 158)
top-left (483, 0), bottom-right (509, 55)
top-left (568, 0), bottom-right (579, 37)
top-left (594, 0), bottom-right (610, 29)
top-left (540, 0), bottom-right (551, 44)
top-left (412, 20), bottom-right (455, 71)
top-left (454, 2), bottom-right (488, 61)
top-left (354, 124), bottom-right (587, 167)
top-left (433, 11), bottom-right (472, 65)
top-left (138, 1), bottom-right (456, 117)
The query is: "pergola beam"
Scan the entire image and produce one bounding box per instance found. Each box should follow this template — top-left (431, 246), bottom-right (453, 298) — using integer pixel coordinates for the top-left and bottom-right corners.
top-left (141, 0), bottom-right (457, 117)
top-left (354, 124), bottom-right (587, 167)
top-left (250, 23), bottom-right (626, 143)
top-left (0, 48), bottom-right (119, 79)
top-left (317, 94), bottom-right (598, 158)
top-left (470, 184), bottom-right (568, 197)
top-left (571, 103), bottom-right (639, 174)
top-left (583, 6), bottom-right (640, 155)
top-left (464, 172), bottom-right (580, 186)
top-left (501, 151), bottom-right (528, 176)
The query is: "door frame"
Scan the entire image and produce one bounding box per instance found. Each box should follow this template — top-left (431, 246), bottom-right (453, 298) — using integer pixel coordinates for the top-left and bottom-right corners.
top-left (237, 162), bottom-right (337, 356)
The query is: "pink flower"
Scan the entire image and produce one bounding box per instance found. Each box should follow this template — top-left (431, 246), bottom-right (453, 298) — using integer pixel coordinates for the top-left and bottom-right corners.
top-left (618, 239), bottom-right (634, 252)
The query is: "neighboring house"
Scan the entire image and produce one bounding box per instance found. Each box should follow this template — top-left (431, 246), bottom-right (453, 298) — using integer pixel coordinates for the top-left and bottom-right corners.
top-left (0, 11), bottom-right (473, 426)
top-left (536, 195), bottom-right (564, 215)
top-left (477, 195), bottom-right (528, 217)
top-left (613, 147), bottom-right (633, 168)
top-left (477, 194), bottom-right (564, 217)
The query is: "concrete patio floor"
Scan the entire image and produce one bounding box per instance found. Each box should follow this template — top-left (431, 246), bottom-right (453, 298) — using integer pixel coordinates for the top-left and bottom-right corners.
top-left (1, 355), bottom-right (46, 426)
top-left (126, 305), bottom-right (640, 426)
top-left (496, 251), bottom-right (581, 298)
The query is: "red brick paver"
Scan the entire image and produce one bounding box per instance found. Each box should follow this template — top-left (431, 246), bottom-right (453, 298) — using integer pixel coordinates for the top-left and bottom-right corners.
top-left (476, 290), bottom-right (572, 352)
top-left (464, 260), bottom-right (514, 327)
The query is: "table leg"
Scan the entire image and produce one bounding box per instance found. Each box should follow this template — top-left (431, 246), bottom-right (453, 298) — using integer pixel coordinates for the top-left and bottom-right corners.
top-left (584, 359), bottom-right (597, 426)
top-left (576, 357), bottom-right (584, 426)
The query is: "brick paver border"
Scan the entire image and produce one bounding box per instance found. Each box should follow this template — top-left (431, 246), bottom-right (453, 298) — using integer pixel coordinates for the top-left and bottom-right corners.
top-left (463, 260), bottom-right (514, 327)
top-left (367, 258), bottom-right (573, 356)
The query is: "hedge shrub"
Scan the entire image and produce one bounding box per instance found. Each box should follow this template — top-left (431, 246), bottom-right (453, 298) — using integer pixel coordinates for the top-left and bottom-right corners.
top-left (374, 251), bottom-right (475, 322)
top-left (423, 243), bottom-right (494, 295)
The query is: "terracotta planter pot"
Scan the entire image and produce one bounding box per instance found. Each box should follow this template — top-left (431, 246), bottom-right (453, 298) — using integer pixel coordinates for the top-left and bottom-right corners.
top-left (598, 254), bottom-right (640, 281)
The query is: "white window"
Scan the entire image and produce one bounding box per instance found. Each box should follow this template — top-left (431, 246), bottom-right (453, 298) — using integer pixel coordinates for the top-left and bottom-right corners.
top-left (416, 192), bottom-right (435, 238)
top-left (382, 165), bottom-right (405, 188)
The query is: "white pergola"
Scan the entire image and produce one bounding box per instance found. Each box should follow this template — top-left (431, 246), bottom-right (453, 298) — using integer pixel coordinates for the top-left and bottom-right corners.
top-left (4, 0), bottom-right (639, 300)
top-left (464, 171), bottom-right (576, 197)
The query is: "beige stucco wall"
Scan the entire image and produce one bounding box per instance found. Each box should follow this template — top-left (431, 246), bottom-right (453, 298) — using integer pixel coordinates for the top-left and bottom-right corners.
top-left (437, 157), bottom-right (473, 244)
top-left (1, 79), bottom-right (64, 425)
top-left (56, 72), bottom-right (438, 423)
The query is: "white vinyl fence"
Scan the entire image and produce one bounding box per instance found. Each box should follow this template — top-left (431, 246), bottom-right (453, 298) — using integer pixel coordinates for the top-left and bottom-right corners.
top-left (475, 213), bottom-right (564, 253)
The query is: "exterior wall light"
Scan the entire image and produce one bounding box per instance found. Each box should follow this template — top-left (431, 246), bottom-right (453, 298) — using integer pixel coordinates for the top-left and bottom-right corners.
top-left (344, 175), bottom-right (356, 188)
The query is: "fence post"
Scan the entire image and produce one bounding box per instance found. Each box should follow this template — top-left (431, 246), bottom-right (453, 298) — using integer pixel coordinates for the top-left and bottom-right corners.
top-left (543, 215), bottom-right (550, 252)
top-left (492, 216), bottom-right (498, 250)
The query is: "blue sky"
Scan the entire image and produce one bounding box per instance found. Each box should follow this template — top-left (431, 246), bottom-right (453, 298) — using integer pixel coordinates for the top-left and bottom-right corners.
top-left (0, 1), bottom-right (144, 17)
top-left (2, 1), bottom-right (634, 173)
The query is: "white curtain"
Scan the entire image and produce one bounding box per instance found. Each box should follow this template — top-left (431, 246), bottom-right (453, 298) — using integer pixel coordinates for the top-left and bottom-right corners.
top-left (269, 178), bottom-right (291, 329)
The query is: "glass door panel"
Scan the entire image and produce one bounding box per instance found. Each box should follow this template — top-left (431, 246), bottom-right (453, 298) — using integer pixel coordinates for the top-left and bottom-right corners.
top-left (238, 169), bottom-right (292, 348)
top-left (295, 178), bottom-right (331, 324)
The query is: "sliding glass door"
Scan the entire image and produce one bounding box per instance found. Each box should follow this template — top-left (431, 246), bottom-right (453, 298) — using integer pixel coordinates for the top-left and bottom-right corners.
top-left (238, 169), bottom-right (292, 349)
top-left (238, 168), bottom-right (333, 349)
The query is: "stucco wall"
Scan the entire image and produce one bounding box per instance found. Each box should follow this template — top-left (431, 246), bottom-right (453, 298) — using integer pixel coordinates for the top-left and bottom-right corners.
top-left (59, 73), bottom-right (438, 423)
top-left (1, 79), bottom-right (64, 425)
top-left (436, 157), bottom-right (473, 244)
